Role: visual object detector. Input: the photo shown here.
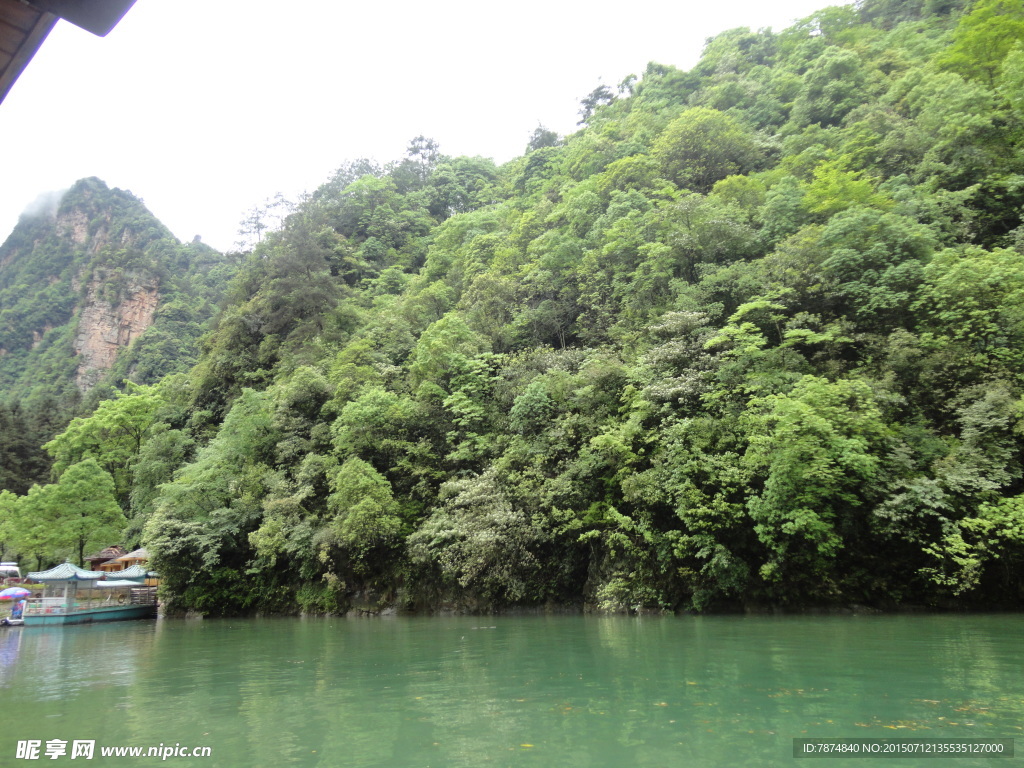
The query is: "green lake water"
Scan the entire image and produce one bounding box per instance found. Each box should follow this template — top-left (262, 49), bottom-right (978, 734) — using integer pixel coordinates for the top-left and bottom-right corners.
top-left (0, 614), bottom-right (1020, 767)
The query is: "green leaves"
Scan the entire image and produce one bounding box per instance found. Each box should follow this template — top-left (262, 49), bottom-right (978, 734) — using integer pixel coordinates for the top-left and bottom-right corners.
top-left (407, 468), bottom-right (546, 603)
top-left (323, 457), bottom-right (403, 578)
top-left (6, 459), bottom-right (124, 567)
top-left (804, 159), bottom-right (893, 216)
top-left (939, 0), bottom-right (1024, 85)
top-left (652, 108), bottom-right (762, 193)
top-left (44, 382), bottom-right (165, 503)
top-left (922, 493), bottom-right (1024, 595)
top-left (741, 376), bottom-right (892, 596)
top-left (913, 245), bottom-right (1024, 380)
top-left (49, 459), bottom-right (126, 565)
top-left (790, 46), bottom-right (869, 127)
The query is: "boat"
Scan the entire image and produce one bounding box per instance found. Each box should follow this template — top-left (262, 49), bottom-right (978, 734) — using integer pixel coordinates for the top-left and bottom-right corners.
top-left (23, 562), bottom-right (157, 626)
top-left (0, 617), bottom-right (23, 627)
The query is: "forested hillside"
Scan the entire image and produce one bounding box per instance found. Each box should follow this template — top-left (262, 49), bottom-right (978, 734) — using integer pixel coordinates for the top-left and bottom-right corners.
top-left (5, 0), bottom-right (1024, 614)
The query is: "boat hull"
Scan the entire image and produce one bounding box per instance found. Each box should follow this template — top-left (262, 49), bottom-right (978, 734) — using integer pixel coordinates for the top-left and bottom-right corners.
top-left (24, 604), bottom-right (156, 626)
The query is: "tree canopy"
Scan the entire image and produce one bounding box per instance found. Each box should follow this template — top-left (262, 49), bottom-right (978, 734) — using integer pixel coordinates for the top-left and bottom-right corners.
top-left (4, 0), bottom-right (1024, 614)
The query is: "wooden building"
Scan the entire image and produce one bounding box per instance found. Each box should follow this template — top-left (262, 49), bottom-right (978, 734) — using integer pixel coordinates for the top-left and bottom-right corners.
top-left (84, 545), bottom-right (127, 571)
top-left (100, 547), bottom-right (149, 572)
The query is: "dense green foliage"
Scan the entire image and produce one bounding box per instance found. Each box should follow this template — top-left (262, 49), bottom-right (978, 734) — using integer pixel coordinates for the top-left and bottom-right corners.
top-left (6, 0), bottom-right (1024, 613)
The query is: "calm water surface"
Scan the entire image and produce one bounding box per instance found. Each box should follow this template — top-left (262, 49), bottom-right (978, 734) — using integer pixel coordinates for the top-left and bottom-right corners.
top-left (1, 614), bottom-right (1021, 767)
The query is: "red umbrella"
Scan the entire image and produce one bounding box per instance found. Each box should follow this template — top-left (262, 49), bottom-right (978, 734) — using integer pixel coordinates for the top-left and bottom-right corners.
top-left (0, 587), bottom-right (30, 600)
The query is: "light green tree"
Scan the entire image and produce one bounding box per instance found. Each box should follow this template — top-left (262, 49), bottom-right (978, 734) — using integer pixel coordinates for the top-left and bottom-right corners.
top-left (49, 458), bottom-right (126, 566)
top-left (803, 158), bottom-right (893, 217)
top-left (742, 376), bottom-right (892, 598)
top-left (44, 383), bottom-right (165, 503)
top-left (10, 459), bottom-right (125, 567)
top-left (940, 0), bottom-right (1024, 85)
top-left (0, 490), bottom-right (20, 561)
top-left (652, 107), bottom-right (761, 193)
top-left (324, 457), bottom-right (404, 577)
top-left (14, 483), bottom-right (61, 567)
top-left (922, 493), bottom-right (1024, 595)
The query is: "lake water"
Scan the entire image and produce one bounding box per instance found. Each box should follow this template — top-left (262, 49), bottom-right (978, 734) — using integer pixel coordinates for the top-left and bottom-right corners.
top-left (0, 614), bottom-right (1020, 767)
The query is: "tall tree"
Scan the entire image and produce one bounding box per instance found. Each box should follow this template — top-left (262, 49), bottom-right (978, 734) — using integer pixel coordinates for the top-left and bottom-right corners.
top-left (49, 458), bottom-right (126, 566)
top-left (940, 0), bottom-right (1024, 85)
top-left (652, 108), bottom-right (761, 192)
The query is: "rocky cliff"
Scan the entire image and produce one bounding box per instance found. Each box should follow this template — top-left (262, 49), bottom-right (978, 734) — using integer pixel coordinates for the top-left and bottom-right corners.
top-left (72, 273), bottom-right (160, 390)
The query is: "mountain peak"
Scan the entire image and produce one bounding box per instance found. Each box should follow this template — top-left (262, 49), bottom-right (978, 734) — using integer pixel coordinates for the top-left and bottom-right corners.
top-left (0, 177), bottom-right (232, 406)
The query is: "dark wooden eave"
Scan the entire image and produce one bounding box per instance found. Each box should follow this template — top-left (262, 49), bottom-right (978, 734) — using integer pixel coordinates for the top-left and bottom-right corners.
top-left (0, 0), bottom-right (136, 106)
top-left (0, 1), bottom-right (56, 105)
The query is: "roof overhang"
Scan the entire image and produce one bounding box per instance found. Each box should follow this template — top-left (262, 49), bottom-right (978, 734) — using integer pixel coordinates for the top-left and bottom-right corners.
top-left (27, 561), bottom-right (106, 581)
top-left (0, 0), bottom-right (136, 105)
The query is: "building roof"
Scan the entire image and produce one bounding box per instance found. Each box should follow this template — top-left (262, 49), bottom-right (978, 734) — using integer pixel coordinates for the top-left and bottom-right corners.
top-left (113, 547), bottom-right (148, 562)
top-left (0, 0), bottom-right (136, 105)
top-left (111, 564), bottom-right (154, 580)
top-left (85, 545), bottom-right (127, 563)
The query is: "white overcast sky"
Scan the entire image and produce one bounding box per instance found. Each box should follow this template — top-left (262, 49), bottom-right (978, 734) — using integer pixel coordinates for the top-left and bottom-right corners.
top-left (0, 0), bottom-right (851, 252)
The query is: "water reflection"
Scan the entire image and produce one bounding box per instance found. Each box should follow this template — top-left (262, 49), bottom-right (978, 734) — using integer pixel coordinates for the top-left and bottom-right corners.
top-left (0, 627), bottom-right (22, 686)
top-left (1, 615), bottom-right (1022, 767)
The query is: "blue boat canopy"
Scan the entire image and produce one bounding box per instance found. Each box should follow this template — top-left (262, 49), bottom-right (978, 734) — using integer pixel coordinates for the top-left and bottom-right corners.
top-left (27, 562), bottom-right (102, 581)
top-left (112, 564), bottom-right (156, 580)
